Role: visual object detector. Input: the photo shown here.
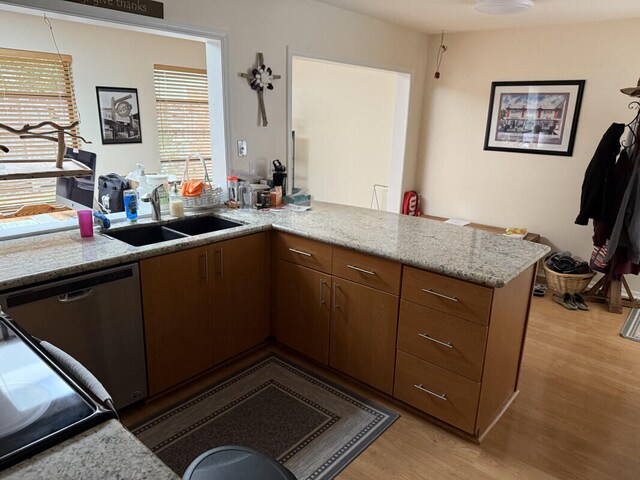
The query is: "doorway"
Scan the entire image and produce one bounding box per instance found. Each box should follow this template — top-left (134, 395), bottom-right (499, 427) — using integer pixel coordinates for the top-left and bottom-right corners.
top-left (290, 55), bottom-right (410, 212)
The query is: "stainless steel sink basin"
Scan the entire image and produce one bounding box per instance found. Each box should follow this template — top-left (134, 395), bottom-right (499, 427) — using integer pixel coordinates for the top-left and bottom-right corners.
top-left (104, 225), bottom-right (188, 247)
top-left (165, 216), bottom-right (242, 236)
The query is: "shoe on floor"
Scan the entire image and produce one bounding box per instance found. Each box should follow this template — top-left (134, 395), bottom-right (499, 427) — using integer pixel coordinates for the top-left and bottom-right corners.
top-left (552, 293), bottom-right (578, 310)
top-left (573, 293), bottom-right (590, 311)
top-left (533, 283), bottom-right (547, 297)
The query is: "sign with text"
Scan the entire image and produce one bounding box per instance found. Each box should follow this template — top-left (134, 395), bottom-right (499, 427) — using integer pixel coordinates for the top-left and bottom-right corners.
top-left (64, 0), bottom-right (164, 19)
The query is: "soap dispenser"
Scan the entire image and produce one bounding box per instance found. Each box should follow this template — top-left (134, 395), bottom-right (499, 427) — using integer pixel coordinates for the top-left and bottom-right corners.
top-left (136, 163), bottom-right (151, 198)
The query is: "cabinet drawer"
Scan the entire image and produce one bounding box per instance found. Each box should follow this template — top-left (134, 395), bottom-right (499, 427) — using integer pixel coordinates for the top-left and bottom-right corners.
top-left (402, 267), bottom-right (492, 325)
top-left (332, 246), bottom-right (401, 294)
top-left (276, 233), bottom-right (333, 273)
top-left (394, 351), bottom-right (480, 434)
top-left (398, 300), bottom-right (487, 381)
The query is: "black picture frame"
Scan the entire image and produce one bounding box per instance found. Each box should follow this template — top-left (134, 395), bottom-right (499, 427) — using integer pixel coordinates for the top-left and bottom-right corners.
top-left (483, 80), bottom-right (585, 156)
top-left (96, 86), bottom-right (142, 145)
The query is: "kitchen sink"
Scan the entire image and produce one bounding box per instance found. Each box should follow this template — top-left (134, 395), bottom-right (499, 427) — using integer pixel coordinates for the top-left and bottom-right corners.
top-left (165, 216), bottom-right (242, 236)
top-left (103, 224), bottom-right (188, 247)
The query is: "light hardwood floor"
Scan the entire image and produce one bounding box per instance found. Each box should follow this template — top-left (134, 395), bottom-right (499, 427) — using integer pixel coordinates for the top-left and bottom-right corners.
top-left (121, 295), bottom-right (640, 479)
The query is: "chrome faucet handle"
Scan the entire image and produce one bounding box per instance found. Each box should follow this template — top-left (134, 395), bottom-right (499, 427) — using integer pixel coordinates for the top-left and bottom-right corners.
top-left (141, 184), bottom-right (163, 221)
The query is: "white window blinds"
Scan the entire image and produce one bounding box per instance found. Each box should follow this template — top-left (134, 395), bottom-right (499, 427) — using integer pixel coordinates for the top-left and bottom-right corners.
top-left (0, 48), bottom-right (80, 213)
top-left (154, 64), bottom-right (212, 181)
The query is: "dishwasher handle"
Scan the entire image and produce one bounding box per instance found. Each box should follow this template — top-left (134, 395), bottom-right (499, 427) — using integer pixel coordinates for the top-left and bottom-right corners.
top-left (58, 288), bottom-right (94, 303)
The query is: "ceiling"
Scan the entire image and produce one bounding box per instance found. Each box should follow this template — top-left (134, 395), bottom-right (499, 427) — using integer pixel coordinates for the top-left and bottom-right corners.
top-left (312, 0), bottom-right (640, 34)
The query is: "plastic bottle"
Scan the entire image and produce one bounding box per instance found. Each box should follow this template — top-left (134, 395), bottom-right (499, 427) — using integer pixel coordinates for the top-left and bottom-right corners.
top-left (227, 176), bottom-right (239, 202)
top-left (136, 163), bottom-right (151, 198)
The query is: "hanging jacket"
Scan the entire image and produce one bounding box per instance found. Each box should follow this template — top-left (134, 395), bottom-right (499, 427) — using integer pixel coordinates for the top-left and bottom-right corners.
top-left (605, 145), bottom-right (640, 264)
top-left (575, 123), bottom-right (625, 226)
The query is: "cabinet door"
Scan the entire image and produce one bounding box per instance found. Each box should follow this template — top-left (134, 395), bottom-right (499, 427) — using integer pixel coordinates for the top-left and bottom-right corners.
top-left (275, 260), bottom-right (331, 364)
top-left (141, 246), bottom-right (213, 395)
top-left (211, 232), bottom-right (270, 364)
top-left (329, 278), bottom-right (399, 394)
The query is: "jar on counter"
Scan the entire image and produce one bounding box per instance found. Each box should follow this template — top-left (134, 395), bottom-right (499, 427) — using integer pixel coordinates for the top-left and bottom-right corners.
top-left (169, 184), bottom-right (184, 217)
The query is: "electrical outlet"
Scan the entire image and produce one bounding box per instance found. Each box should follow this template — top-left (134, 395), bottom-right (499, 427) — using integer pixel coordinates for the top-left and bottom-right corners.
top-left (237, 140), bottom-right (247, 157)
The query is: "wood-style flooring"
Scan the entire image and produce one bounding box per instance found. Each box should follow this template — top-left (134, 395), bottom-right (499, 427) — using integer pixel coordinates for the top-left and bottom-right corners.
top-left (120, 295), bottom-right (640, 479)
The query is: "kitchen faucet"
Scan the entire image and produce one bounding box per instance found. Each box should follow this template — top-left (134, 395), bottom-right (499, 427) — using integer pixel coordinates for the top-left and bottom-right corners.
top-left (141, 184), bottom-right (163, 221)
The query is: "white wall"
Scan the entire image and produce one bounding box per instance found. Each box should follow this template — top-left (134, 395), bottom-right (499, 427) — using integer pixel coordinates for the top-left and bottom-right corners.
top-left (417, 18), bottom-right (640, 288)
top-left (0, 9), bottom-right (206, 179)
top-left (2, 0), bottom-right (429, 210)
top-left (292, 56), bottom-right (400, 210)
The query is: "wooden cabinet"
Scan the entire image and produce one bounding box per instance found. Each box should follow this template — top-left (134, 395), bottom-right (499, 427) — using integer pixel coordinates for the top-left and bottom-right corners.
top-left (141, 233), bottom-right (270, 395)
top-left (211, 232), bottom-right (270, 364)
top-left (275, 233), bottom-right (400, 394)
top-left (394, 264), bottom-right (536, 440)
top-left (275, 260), bottom-right (331, 364)
top-left (329, 278), bottom-right (398, 394)
top-left (141, 246), bottom-right (213, 396)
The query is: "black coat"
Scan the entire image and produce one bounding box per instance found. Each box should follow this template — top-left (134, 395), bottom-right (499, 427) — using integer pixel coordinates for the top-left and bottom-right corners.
top-left (575, 123), bottom-right (625, 226)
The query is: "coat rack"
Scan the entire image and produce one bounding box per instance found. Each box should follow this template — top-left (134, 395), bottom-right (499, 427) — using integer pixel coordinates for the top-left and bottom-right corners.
top-left (583, 99), bottom-right (640, 313)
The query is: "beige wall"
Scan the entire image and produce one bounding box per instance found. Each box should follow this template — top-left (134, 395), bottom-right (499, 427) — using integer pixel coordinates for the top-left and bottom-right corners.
top-left (159, 0), bottom-right (427, 204)
top-left (3, 0), bottom-right (429, 209)
top-left (417, 18), bottom-right (640, 288)
top-left (0, 9), bottom-right (206, 179)
top-left (292, 57), bottom-right (400, 210)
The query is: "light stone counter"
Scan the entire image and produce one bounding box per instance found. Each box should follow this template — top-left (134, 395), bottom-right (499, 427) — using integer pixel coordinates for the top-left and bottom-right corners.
top-left (0, 420), bottom-right (178, 480)
top-left (0, 201), bottom-right (549, 291)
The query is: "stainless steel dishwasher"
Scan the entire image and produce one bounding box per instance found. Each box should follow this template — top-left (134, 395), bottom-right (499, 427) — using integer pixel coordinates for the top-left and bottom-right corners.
top-left (0, 264), bottom-right (147, 409)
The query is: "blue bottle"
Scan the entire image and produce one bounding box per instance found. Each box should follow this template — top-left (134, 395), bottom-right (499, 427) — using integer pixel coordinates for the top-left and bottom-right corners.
top-left (123, 189), bottom-right (138, 222)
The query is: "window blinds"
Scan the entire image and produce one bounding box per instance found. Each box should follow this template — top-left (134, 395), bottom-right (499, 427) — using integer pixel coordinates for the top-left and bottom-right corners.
top-left (154, 64), bottom-right (212, 182)
top-left (0, 48), bottom-right (79, 213)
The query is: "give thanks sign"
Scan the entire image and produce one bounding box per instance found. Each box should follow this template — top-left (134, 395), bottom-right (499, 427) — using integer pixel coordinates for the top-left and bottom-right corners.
top-left (65, 0), bottom-right (164, 19)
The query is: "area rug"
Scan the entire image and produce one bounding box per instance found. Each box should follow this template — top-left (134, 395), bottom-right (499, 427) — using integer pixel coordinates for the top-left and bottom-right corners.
top-left (131, 355), bottom-right (399, 479)
top-left (621, 308), bottom-right (640, 342)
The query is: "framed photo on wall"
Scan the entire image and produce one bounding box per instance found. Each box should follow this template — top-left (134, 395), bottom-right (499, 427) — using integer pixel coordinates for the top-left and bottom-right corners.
top-left (96, 86), bottom-right (142, 144)
top-left (483, 80), bottom-right (585, 156)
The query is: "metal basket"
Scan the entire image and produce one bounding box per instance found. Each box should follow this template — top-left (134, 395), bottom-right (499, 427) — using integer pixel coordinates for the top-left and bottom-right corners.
top-left (182, 153), bottom-right (222, 210)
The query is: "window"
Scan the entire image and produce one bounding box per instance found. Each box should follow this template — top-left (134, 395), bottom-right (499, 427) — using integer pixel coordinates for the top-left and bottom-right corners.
top-left (154, 64), bottom-right (212, 181)
top-left (0, 48), bottom-right (79, 213)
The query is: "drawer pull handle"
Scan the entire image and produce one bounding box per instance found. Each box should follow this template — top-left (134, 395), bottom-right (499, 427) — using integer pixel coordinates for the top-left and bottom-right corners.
top-left (418, 332), bottom-right (453, 349)
top-left (422, 289), bottom-right (458, 302)
top-left (319, 279), bottom-right (326, 306)
top-left (414, 384), bottom-right (447, 401)
top-left (288, 248), bottom-right (312, 257)
top-left (346, 264), bottom-right (375, 276)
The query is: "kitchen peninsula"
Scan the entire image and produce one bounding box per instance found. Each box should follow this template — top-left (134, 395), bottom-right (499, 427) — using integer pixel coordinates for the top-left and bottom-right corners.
top-left (0, 202), bottom-right (549, 477)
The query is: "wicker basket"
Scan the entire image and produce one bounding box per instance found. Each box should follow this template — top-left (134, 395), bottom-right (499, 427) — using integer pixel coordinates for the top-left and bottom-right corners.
top-left (543, 263), bottom-right (594, 295)
top-left (182, 153), bottom-right (222, 210)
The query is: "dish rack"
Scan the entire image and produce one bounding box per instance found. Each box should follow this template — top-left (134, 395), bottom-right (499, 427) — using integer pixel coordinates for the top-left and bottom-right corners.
top-left (182, 153), bottom-right (222, 210)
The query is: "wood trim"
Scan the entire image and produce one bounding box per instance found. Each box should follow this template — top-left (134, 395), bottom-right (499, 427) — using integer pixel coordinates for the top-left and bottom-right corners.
top-left (421, 215), bottom-right (541, 243)
top-left (475, 264), bottom-right (535, 436)
top-left (154, 64), bottom-right (207, 75)
top-left (0, 47), bottom-right (72, 63)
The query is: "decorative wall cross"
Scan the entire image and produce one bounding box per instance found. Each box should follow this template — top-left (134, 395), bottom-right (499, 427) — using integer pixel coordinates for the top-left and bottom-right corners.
top-left (240, 52), bottom-right (281, 127)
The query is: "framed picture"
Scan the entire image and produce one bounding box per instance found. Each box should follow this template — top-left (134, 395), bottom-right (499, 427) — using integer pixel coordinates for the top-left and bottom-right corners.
top-left (96, 86), bottom-right (142, 144)
top-left (484, 80), bottom-right (585, 156)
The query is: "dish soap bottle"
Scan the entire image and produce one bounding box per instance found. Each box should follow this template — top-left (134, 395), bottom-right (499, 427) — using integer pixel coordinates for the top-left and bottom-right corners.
top-left (169, 183), bottom-right (184, 217)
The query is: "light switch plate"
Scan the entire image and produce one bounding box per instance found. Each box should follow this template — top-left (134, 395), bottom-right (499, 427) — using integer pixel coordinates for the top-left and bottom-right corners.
top-left (237, 140), bottom-right (247, 157)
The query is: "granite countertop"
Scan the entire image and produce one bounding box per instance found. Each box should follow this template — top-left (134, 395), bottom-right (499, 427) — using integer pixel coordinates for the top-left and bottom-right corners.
top-left (0, 420), bottom-right (178, 480)
top-left (0, 201), bottom-right (550, 290)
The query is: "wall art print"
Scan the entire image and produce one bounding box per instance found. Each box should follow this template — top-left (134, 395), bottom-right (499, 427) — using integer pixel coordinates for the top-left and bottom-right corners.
top-left (484, 80), bottom-right (585, 156)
